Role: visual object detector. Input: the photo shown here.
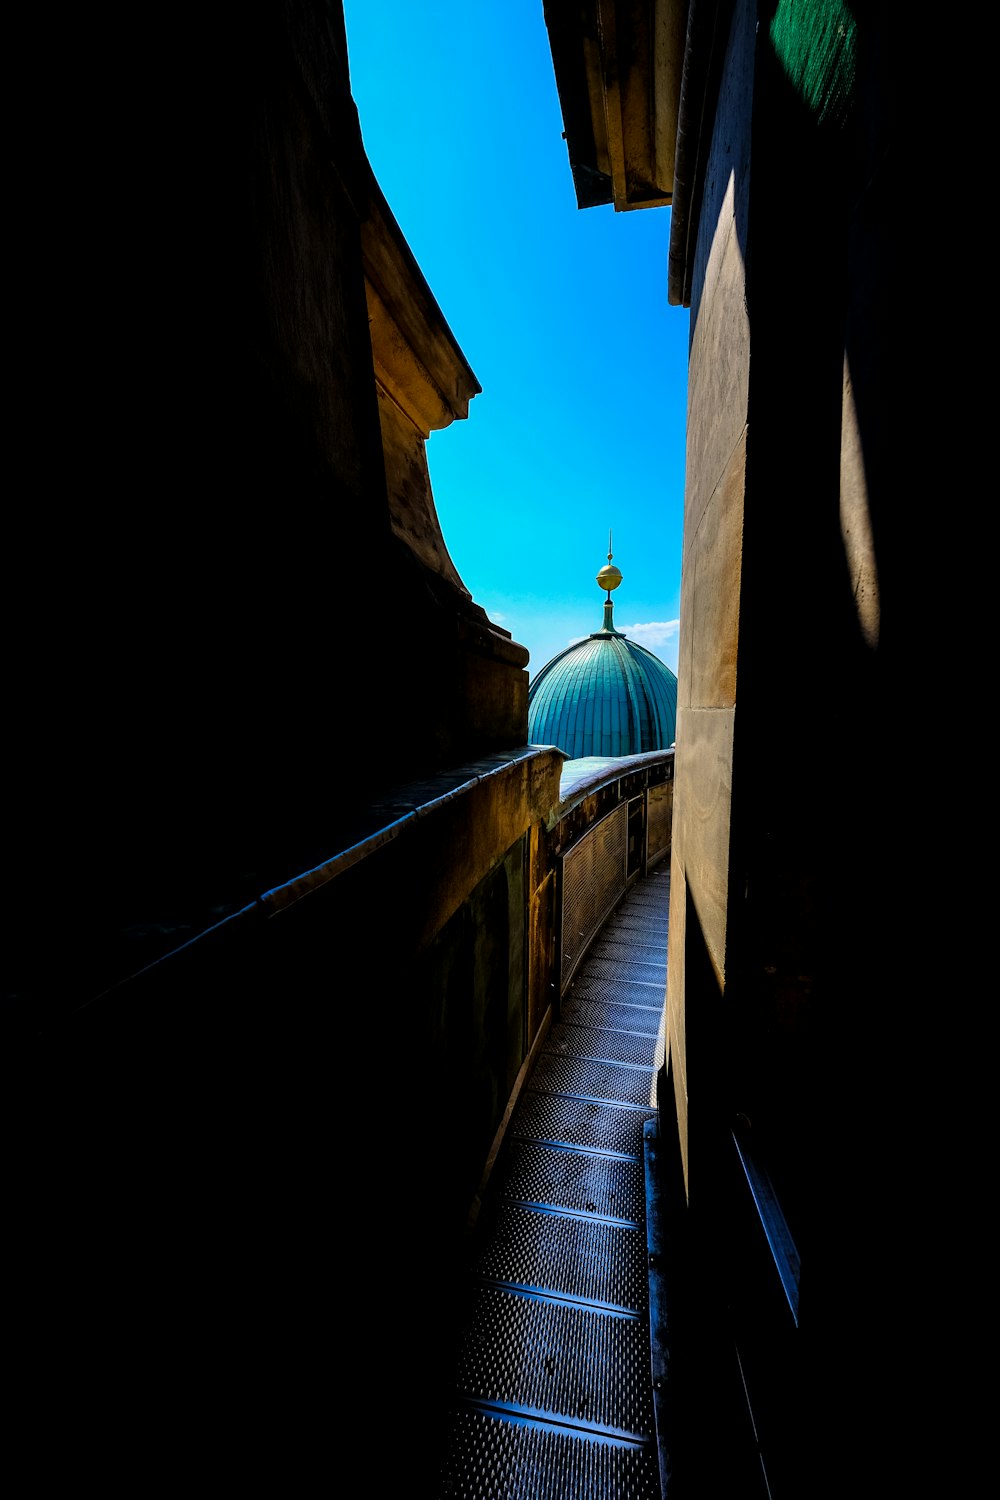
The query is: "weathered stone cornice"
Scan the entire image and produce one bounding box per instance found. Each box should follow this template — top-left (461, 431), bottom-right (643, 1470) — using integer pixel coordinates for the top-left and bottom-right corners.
top-left (360, 169), bottom-right (481, 439)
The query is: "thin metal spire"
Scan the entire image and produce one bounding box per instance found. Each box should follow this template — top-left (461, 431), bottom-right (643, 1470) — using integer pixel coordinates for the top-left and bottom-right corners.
top-left (595, 533), bottom-right (624, 631)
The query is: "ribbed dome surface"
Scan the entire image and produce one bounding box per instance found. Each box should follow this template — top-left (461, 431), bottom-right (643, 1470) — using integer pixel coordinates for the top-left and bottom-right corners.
top-left (528, 626), bottom-right (677, 759)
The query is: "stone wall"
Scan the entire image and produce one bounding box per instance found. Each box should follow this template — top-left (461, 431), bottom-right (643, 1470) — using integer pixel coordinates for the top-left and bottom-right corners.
top-left (7, 1), bottom-right (530, 1026)
top-left (663, 2), bottom-right (924, 1489)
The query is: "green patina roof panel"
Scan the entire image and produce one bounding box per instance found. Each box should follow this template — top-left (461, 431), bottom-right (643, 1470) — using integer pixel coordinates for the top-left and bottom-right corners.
top-left (528, 630), bottom-right (678, 760)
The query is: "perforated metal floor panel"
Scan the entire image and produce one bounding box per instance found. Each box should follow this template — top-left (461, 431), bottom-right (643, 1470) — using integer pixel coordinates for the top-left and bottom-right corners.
top-left (431, 866), bottom-right (672, 1498)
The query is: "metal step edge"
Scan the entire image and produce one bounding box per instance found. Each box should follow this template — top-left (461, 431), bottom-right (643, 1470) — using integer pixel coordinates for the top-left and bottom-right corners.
top-left (563, 1002), bottom-right (665, 1026)
top-left (567, 976), bottom-right (666, 992)
top-left (469, 1276), bottom-right (644, 1321)
top-left (542, 1037), bottom-right (662, 1068)
top-left (506, 1133), bottom-right (642, 1163)
top-left (524, 1086), bottom-right (659, 1114)
top-left (451, 1396), bottom-right (654, 1451)
top-left (497, 1196), bottom-right (641, 1231)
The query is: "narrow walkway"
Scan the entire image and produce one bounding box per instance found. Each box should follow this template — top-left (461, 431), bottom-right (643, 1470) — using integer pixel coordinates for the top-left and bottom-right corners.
top-left (432, 863), bottom-right (671, 1498)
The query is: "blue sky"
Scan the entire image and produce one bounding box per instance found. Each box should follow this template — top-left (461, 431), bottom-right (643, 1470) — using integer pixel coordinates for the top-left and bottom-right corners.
top-left (343, 1), bottom-right (690, 677)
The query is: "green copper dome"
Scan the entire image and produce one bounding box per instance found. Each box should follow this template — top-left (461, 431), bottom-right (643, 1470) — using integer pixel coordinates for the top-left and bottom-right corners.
top-left (527, 545), bottom-right (678, 759)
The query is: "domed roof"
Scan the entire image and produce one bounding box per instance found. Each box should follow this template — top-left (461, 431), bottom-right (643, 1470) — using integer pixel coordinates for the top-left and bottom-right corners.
top-left (528, 542), bottom-right (677, 759)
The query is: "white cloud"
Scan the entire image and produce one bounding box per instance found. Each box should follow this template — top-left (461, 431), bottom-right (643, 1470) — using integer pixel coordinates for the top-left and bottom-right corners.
top-left (565, 619), bottom-right (680, 651)
top-left (616, 619), bottom-right (680, 647)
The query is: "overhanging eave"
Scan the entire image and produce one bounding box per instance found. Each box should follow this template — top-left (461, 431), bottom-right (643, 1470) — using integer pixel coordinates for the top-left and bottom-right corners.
top-left (543, 0), bottom-right (688, 213)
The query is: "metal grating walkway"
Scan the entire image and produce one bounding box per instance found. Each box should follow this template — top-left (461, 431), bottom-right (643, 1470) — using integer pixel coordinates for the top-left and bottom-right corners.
top-left (432, 864), bottom-right (671, 1499)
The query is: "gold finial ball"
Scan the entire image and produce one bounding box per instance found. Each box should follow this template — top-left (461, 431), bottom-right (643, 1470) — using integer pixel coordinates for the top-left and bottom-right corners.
top-left (596, 562), bottom-right (622, 592)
